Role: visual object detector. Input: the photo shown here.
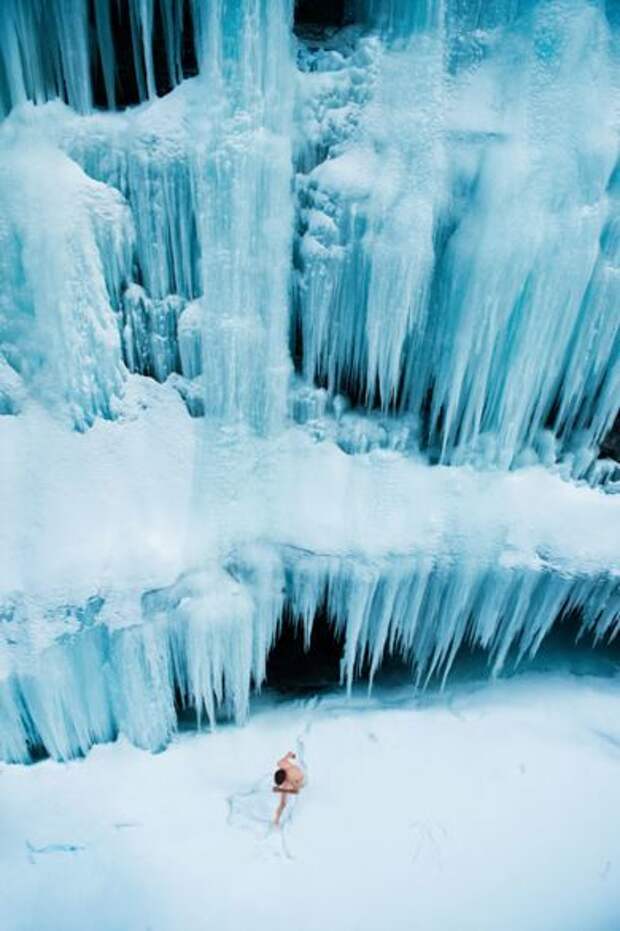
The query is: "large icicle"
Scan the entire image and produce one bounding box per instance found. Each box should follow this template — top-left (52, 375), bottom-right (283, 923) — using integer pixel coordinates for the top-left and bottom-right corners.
top-left (192, 0), bottom-right (294, 433)
top-left (0, 123), bottom-right (134, 428)
top-left (425, 1), bottom-right (616, 467)
top-left (284, 551), bottom-right (620, 689)
top-left (187, 0), bottom-right (296, 573)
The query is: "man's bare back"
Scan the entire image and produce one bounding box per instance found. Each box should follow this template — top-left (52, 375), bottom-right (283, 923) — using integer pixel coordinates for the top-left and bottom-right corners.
top-left (273, 751), bottom-right (304, 825)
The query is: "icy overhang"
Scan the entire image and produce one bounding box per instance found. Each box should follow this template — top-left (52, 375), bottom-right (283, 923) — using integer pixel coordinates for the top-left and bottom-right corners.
top-left (0, 382), bottom-right (618, 762)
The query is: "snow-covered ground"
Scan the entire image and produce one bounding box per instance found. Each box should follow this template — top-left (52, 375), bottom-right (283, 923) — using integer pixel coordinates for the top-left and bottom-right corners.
top-left (2, 669), bottom-right (620, 931)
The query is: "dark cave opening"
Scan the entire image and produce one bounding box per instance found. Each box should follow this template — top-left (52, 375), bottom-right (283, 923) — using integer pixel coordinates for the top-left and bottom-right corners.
top-left (265, 611), bottom-right (345, 695)
top-left (261, 604), bottom-right (620, 701)
top-left (600, 410), bottom-right (620, 462)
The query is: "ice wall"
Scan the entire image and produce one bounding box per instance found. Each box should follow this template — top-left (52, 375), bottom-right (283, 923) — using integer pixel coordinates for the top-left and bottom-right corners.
top-left (1, 0), bottom-right (617, 463)
top-left (1, 395), bottom-right (618, 765)
top-left (1, 548), bottom-right (618, 763)
top-left (0, 0), bottom-right (619, 762)
top-left (296, 0), bottom-right (619, 468)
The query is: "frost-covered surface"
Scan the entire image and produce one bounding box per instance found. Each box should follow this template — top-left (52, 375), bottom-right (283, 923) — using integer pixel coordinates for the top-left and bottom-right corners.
top-left (1, 380), bottom-right (618, 762)
top-left (3, 380), bottom-right (618, 607)
top-left (2, 672), bottom-right (620, 931)
top-left (294, 2), bottom-right (620, 469)
top-left (0, 0), bottom-right (618, 465)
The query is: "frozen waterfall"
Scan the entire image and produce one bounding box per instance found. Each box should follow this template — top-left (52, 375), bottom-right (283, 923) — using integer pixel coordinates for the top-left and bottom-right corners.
top-left (0, 0), bottom-right (618, 762)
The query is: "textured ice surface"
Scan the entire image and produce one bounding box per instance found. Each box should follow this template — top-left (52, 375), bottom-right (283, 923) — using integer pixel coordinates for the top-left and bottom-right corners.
top-left (0, 125), bottom-right (132, 428)
top-left (0, 0), bottom-right (617, 464)
top-left (0, 0), bottom-right (618, 763)
top-left (0, 386), bottom-right (618, 762)
top-left (295, 2), bottom-right (619, 467)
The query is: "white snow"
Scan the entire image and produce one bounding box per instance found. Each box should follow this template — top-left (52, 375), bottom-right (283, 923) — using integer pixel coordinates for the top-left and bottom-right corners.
top-left (1, 380), bottom-right (619, 606)
top-left (1, 671), bottom-right (619, 931)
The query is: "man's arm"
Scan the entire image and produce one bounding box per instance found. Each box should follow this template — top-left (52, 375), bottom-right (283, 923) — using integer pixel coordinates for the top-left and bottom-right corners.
top-left (274, 792), bottom-right (287, 826)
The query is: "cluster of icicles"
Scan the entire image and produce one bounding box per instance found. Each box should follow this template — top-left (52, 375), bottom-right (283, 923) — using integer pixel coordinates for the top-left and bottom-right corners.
top-left (0, 0), bottom-right (617, 466)
top-left (1, 547), bottom-right (618, 763)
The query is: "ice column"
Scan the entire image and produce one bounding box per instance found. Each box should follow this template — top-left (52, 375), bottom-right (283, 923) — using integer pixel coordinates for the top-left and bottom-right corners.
top-left (189, 0), bottom-right (295, 563)
top-left (0, 134), bottom-right (133, 428)
top-left (193, 0), bottom-right (294, 433)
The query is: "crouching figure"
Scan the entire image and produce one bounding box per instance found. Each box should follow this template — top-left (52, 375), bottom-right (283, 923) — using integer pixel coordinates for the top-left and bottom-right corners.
top-left (273, 751), bottom-right (305, 826)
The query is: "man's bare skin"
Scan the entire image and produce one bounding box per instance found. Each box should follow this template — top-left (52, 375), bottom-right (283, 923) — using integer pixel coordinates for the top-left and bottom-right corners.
top-left (273, 751), bottom-right (304, 826)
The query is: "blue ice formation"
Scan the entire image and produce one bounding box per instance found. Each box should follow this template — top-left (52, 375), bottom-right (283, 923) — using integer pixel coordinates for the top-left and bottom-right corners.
top-left (0, 0), bottom-right (617, 460)
top-left (0, 0), bottom-right (618, 761)
top-left (2, 550), bottom-right (618, 763)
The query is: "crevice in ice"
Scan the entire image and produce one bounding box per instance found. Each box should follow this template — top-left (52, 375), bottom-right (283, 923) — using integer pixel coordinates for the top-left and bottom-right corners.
top-left (600, 412), bottom-right (620, 464)
top-left (265, 609), bottom-right (344, 695)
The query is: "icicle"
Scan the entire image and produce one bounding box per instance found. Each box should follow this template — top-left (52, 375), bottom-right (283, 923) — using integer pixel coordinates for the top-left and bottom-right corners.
top-left (69, 123), bottom-right (201, 301)
top-left (2, 552), bottom-right (618, 763)
top-left (0, 0), bottom-right (92, 114)
top-left (284, 553), bottom-right (620, 688)
top-left (0, 0), bottom-right (192, 116)
top-left (296, 0), bottom-right (619, 467)
top-left (193, 0), bottom-right (295, 435)
top-left (0, 131), bottom-right (134, 428)
top-left (122, 286), bottom-right (184, 382)
top-left (178, 299), bottom-right (204, 379)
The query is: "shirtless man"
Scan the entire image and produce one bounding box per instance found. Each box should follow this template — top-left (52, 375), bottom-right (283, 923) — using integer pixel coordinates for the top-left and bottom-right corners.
top-left (273, 751), bottom-right (305, 826)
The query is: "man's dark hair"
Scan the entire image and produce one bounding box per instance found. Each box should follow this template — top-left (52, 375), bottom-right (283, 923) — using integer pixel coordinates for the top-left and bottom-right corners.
top-left (274, 768), bottom-right (286, 786)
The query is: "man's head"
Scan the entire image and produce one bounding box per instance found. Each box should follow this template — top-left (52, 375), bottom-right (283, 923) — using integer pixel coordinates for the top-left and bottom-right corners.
top-left (274, 768), bottom-right (286, 786)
